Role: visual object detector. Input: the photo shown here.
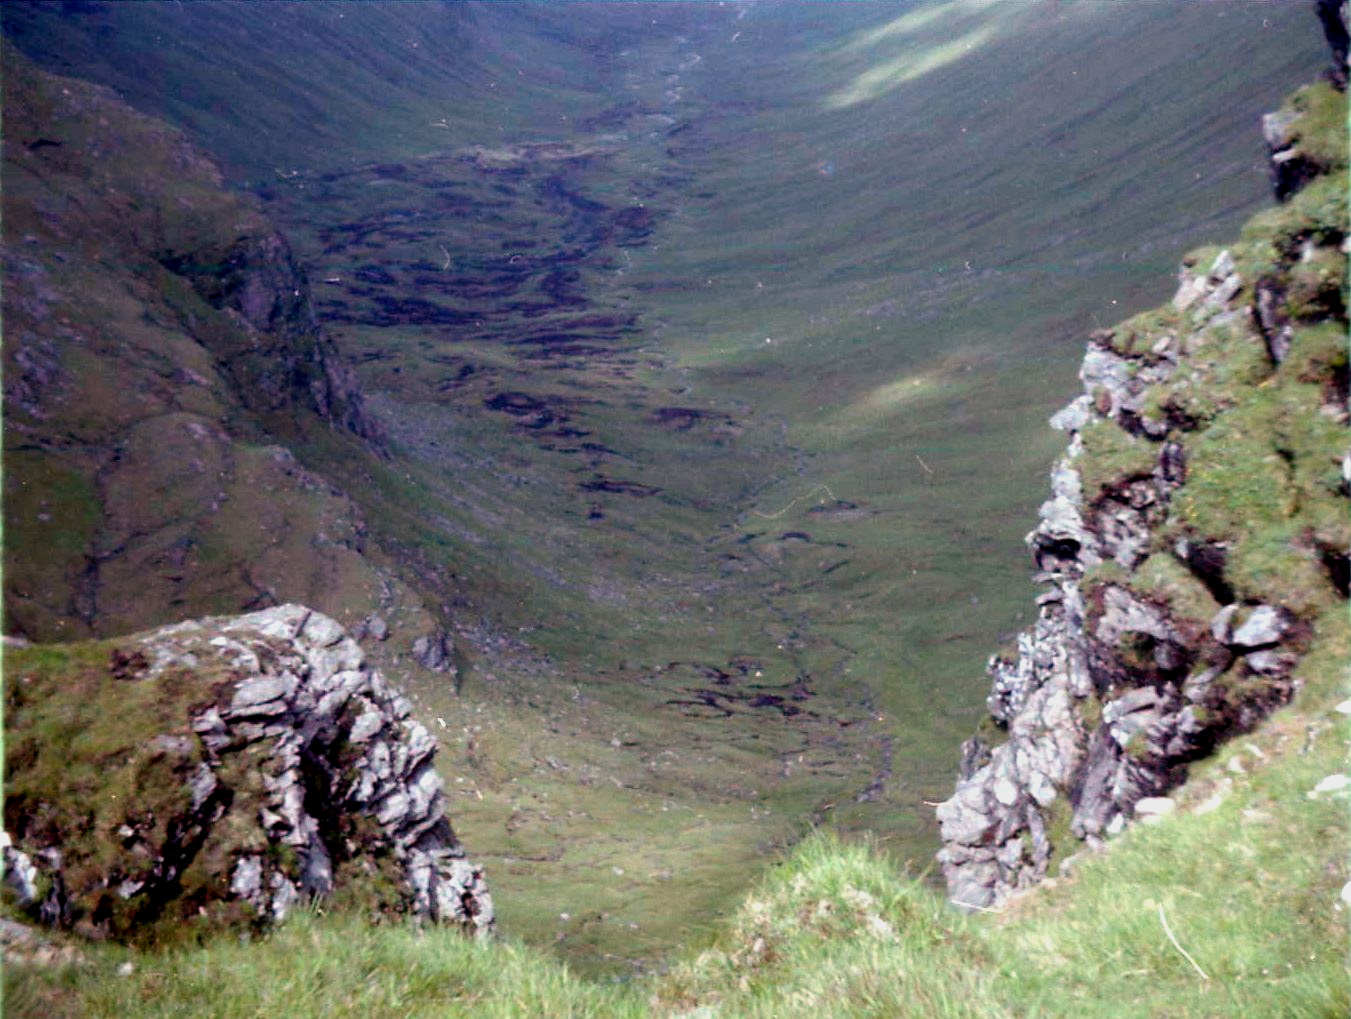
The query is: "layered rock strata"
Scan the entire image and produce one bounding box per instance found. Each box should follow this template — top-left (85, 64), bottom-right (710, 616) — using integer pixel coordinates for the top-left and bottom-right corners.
top-left (937, 42), bottom-right (1349, 910)
top-left (3, 605), bottom-right (493, 942)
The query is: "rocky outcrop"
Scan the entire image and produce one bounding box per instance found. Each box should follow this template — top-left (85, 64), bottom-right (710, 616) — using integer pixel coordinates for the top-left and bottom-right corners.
top-left (937, 37), bottom-right (1349, 910)
top-left (1265, 2), bottom-right (1348, 200)
top-left (411, 630), bottom-right (458, 676)
top-left (2, 605), bottom-right (493, 944)
top-left (157, 231), bottom-right (379, 442)
top-left (1317, 0), bottom-right (1349, 91)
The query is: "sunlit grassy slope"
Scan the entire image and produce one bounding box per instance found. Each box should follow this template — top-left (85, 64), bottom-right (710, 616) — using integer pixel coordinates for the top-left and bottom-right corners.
top-left (2, 0), bottom-right (1326, 974)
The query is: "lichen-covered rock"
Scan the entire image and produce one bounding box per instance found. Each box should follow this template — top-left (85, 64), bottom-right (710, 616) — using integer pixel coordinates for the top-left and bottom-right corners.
top-left (937, 32), bottom-right (1349, 909)
top-left (2, 605), bottom-right (493, 944)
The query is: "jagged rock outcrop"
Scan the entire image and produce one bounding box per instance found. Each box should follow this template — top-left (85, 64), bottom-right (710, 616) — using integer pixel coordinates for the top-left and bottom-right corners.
top-left (937, 30), bottom-right (1349, 910)
top-left (157, 230), bottom-right (378, 442)
top-left (3, 44), bottom-right (377, 447)
top-left (1317, 0), bottom-right (1349, 90)
top-left (2, 605), bottom-right (493, 944)
top-left (1266, 2), bottom-right (1347, 200)
top-left (411, 631), bottom-right (458, 676)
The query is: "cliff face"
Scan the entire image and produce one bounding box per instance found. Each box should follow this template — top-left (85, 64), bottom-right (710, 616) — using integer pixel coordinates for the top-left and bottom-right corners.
top-left (937, 22), bottom-right (1349, 910)
top-left (2, 606), bottom-right (493, 944)
top-left (0, 51), bottom-right (424, 646)
top-left (2, 46), bottom-right (375, 441)
top-left (154, 230), bottom-right (376, 442)
top-left (0, 56), bottom-right (496, 948)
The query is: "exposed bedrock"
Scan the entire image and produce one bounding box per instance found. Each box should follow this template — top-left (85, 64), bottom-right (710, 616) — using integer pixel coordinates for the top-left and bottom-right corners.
top-left (938, 40), bottom-right (1348, 908)
top-left (3, 605), bottom-right (493, 943)
top-left (158, 231), bottom-right (379, 443)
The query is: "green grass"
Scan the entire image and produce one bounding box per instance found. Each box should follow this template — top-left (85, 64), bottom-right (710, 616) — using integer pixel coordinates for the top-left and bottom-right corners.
top-left (1127, 553), bottom-right (1221, 626)
top-left (3, 639), bottom-right (221, 943)
top-left (10, 612), bottom-right (1346, 1015)
top-left (1242, 171), bottom-right (1349, 258)
top-left (2, 452), bottom-right (102, 640)
top-left (1145, 316), bottom-right (1275, 431)
top-left (3, 909), bottom-right (645, 1019)
top-left (1077, 419), bottom-right (1160, 502)
top-left (1167, 339), bottom-right (1345, 615)
top-left (1276, 80), bottom-right (1351, 175)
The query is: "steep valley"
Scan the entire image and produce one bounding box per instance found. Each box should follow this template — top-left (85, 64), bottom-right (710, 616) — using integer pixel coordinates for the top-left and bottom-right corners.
top-left (2, 0), bottom-right (1332, 976)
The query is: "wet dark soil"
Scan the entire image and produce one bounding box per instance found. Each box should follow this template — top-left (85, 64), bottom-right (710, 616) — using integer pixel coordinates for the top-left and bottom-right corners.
top-left (655, 659), bottom-right (818, 720)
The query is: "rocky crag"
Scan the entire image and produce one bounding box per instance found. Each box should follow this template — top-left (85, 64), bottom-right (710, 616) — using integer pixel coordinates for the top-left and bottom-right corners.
top-left (2, 605), bottom-right (493, 944)
top-left (2, 48), bottom-right (466, 677)
top-left (1, 42), bottom-right (493, 956)
top-left (937, 11), bottom-right (1349, 910)
top-left (2, 48), bottom-right (372, 638)
top-left (2, 45), bottom-right (374, 443)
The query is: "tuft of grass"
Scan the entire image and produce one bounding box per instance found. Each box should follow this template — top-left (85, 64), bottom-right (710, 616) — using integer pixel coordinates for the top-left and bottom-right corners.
top-left (652, 832), bottom-right (992, 1016)
top-left (1104, 306), bottom-right (1182, 359)
top-left (1242, 171), bottom-right (1349, 257)
top-left (1166, 336), bottom-right (1345, 616)
top-left (3, 907), bottom-right (645, 1019)
top-left (1127, 553), bottom-right (1220, 625)
top-left (1277, 80), bottom-right (1351, 175)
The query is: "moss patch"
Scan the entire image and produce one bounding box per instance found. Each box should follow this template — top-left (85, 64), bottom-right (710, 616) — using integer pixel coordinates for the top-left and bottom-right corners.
top-left (3, 640), bottom-right (225, 942)
top-left (1127, 553), bottom-right (1220, 626)
top-left (1077, 420), bottom-right (1158, 501)
top-left (1242, 171), bottom-right (1348, 257)
top-left (1277, 80), bottom-right (1351, 175)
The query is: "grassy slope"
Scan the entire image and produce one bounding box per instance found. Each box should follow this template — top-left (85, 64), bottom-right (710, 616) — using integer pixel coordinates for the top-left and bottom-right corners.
top-left (621, 0), bottom-right (1327, 833)
top-left (2, 0), bottom-right (1330, 976)
top-left (0, 47), bottom-right (380, 641)
top-left (0, 1), bottom-right (612, 182)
